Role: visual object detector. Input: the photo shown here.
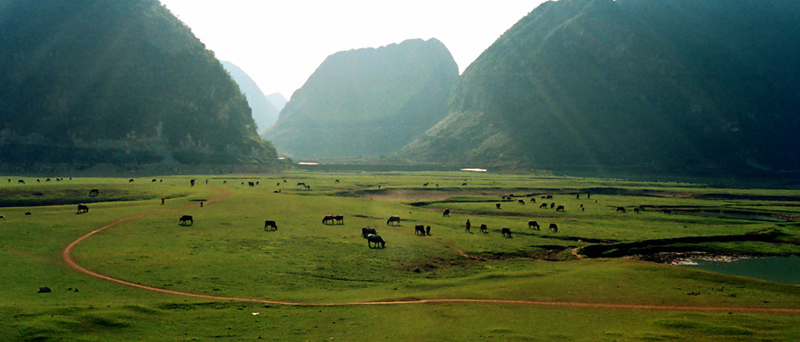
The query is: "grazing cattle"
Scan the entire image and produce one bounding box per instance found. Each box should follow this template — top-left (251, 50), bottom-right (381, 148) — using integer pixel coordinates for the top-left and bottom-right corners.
top-left (190, 179), bottom-right (195, 186)
top-left (465, 219), bottom-right (471, 232)
top-left (556, 205), bottom-right (565, 212)
top-left (297, 182), bottom-right (306, 187)
top-left (335, 179), bottom-right (340, 183)
top-left (546, 195), bottom-right (553, 199)
top-left (367, 234), bottom-right (386, 248)
top-left (549, 223), bottom-right (558, 232)
top-left (415, 225), bottom-right (426, 236)
top-left (496, 203), bottom-right (501, 209)
top-left (0, 215), bottom-right (5, 219)
top-left (616, 207), bottom-right (626, 213)
top-left (264, 220), bottom-right (278, 231)
top-left (248, 181), bottom-right (255, 187)
top-left (518, 199), bottom-right (525, 205)
top-left (322, 215), bottom-right (335, 225)
top-left (46, 178), bottom-right (51, 182)
top-left (462, 182), bottom-right (467, 186)
top-left (386, 216), bottom-right (401, 226)
top-left (529, 198), bottom-right (536, 203)
top-left (179, 215), bottom-right (193, 225)
top-left (528, 220), bottom-right (540, 230)
top-left (539, 203), bottom-right (548, 209)
top-left (334, 215), bottom-right (344, 225)
top-left (89, 189), bottom-right (99, 197)
top-left (633, 208), bottom-right (640, 214)
top-left (501, 228), bottom-right (512, 238)
top-left (18, 180), bottom-right (24, 184)
top-left (423, 182), bottom-right (429, 187)
top-left (25, 212), bottom-right (31, 215)
top-left (426, 226), bottom-right (431, 236)
top-left (77, 203), bottom-right (89, 214)
top-left (480, 224), bottom-right (488, 234)
top-left (443, 209), bottom-right (450, 217)
top-left (36, 179), bottom-right (40, 183)
top-left (550, 203), bottom-right (556, 209)
top-left (361, 227), bottom-right (377, 238)
top-left (38, 286), bottom-right (51, 293)
top-left (152, 179), bottom-right (157, 183)
top-left (129, 179), bottom-right (134, 183)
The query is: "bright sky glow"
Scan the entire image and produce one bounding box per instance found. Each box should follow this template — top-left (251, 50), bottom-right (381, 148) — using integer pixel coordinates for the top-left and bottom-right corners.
top-left (158, 0), bottom-right (545, 98)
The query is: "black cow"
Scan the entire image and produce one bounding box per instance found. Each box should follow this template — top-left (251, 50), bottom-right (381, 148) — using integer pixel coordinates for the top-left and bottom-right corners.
top-left (367, 234), bottom-right (385, 248)
top-left (501, 228), bottom-right (512, 238)
top-left (518, 200), bottom-right (525, 205)
top-left (386, 216), bottom-right (401, 226)
top-left (556, 205), bottom-right (565, 212)
top-left (334, 215), bottom-right (344, 225)
top-left (480, 224), bottom-right (488, 234)
top-left (129, 179), bottom-right (134, 183)
top-left (415, 225), bottom-right (426, 236)
top-left (18, 180), bottom-right (25, 184)
top-left (496, 202), bottom-right (501, 209)
top-left (443, 209), bottom-right (450, 217)
top-left (633, 208), bottom-right (640, 214)
top-left (540, 203), bottom-right (548, 209)
top-left (361, 227), bottom-right (377, 238)
top-left (248, 182), bottom-right (255, 187)
top-left (528, 220), bottom-right (540, 230)
top-left (264, 220), bottom-right (277, 231)
top-left (179, 215), bottom-right (193, 225)
top-left (616, 207), bottom-right (626, 213)
top-left (77, 203), bottom-right (89, 214)
top-left (322, 215), bottom-right (335, 225)
top-left (550, 203), bottom-right (556, 209)
top-left (190, 179), bottom-right (196, 186)
top-left (89, 189), bottom-right (99, 197)
top-left (549, 223), bottom-right (558, 232)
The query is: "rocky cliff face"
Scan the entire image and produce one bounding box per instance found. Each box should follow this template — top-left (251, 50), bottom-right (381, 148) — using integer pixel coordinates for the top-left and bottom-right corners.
top-left (401, 0), bottom-right (800, 176)
top-left (264, 38), bottom-right (458, 160)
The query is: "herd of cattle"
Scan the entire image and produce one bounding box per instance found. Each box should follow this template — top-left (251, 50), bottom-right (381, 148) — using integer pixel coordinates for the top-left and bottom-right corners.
top-left (5, 178), bottom-right (667, 252)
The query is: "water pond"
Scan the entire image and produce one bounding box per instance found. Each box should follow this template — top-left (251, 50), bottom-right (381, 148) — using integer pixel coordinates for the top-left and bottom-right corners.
top-left (684, 256), bottom-right (800, 285)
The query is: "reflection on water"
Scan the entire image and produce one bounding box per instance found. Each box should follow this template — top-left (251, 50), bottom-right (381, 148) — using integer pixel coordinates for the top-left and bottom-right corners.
top-left (684, 256), bottom-right (800, 285)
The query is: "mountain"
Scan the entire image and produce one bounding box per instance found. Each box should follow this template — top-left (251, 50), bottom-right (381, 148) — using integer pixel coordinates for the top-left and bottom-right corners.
top-left (264, 38), bottom-right (458, 160)
top-left (266, 93), bottom-right (287, 112)
top-left (400, 0), bottom-right (800, 176)
top-left (221, 61), bottom-right (280, 134)
top-left (0, 0), bottom-right (277, 168)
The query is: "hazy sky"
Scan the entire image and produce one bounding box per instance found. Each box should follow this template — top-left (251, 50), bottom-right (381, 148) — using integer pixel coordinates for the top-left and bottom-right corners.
top-left (158, 0), bottom-right (546, 98)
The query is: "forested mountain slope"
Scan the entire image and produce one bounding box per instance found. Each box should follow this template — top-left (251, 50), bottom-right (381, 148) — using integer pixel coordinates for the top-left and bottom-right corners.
top-left (0, 0), bottom-right (277, 168)
top-left (401, 0), bottom-right (800, 176)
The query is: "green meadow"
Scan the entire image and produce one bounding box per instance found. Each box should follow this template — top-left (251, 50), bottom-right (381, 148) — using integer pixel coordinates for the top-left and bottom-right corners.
top-left (2, 172), bottom-right (800, 341)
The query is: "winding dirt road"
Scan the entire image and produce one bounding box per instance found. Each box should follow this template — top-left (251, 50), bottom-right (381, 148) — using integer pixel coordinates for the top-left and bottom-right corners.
top-left (61, 186), bottom-right (800, 314)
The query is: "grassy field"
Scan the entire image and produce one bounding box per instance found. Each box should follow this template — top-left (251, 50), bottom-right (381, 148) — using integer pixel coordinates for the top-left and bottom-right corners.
top-left (2, 171), bottom-right (800, 341)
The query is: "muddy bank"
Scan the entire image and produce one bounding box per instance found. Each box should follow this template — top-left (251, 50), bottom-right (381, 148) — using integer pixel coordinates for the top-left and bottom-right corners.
top-left (580, 228), bottom-right (789, 259)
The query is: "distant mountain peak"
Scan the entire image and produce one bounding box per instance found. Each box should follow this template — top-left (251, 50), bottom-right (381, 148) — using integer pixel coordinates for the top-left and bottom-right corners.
top-left (264, 38), bottom-right (458, 160)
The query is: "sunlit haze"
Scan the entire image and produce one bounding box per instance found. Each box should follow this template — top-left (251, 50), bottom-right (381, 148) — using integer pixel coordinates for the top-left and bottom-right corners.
top-left (159, 0), bottom-right (545, 98)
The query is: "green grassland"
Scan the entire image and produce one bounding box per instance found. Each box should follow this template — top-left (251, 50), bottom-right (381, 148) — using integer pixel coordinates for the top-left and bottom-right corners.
top-left (2, 172), bottom-right (800, 341)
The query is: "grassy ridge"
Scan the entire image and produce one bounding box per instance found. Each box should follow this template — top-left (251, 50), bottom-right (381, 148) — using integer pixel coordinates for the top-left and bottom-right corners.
top-left (2, 172), bottom-right (800, 341)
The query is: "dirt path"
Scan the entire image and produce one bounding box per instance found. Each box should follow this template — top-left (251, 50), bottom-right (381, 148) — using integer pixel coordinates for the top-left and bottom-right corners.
top-left (61, 186), bottom-right (800, 314)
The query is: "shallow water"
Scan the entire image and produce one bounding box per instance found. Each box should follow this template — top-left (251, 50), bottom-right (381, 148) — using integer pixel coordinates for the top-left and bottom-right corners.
top-left (684, 256), bottom-right (800, 285)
